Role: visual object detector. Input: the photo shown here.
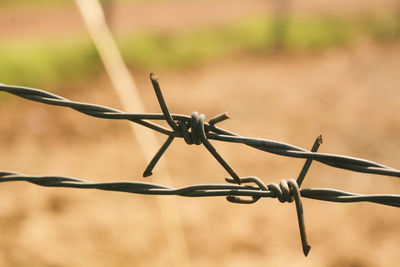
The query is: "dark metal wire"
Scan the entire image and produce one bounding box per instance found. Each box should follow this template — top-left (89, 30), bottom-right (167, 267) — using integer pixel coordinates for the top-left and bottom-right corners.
top-left (0, 73), bottom-right (399, 256)
top-left (1, 76), bottom-right (398, 179)
top-left (1, 172), bottom-right (399, 207)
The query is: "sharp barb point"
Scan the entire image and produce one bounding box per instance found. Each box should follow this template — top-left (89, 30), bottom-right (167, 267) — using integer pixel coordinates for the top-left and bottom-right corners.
top-left (143, 171), bottom-right (152, 178)
top-left (303, 245), bottom-right (311, 257)
top-left (209, 112), bottom-right (230, 125)
top-left (150, 73), bottom-right (159, 81)
top-left (317, 134), bottom-right (323, 144)
top-left (143, 136), bottom-right (174, 177)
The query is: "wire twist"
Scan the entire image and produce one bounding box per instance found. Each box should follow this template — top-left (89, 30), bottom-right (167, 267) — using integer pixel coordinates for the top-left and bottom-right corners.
top-left (144, 74), bottom-right (240, 183)
top-left (225, 176), bottom-right (310, 255)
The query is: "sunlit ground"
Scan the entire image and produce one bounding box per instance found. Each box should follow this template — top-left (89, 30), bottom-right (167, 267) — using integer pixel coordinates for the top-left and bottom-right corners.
top-left (0, 1), bottom-right (399, 266)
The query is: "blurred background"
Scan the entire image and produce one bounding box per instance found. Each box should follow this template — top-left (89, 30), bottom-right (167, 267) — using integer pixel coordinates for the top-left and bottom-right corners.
top-left (0, 0), bottom-right (399, 266)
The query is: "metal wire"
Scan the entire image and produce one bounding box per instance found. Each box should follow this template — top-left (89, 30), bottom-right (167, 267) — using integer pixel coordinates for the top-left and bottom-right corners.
top-left (0, 73), bottom-right (399, 256)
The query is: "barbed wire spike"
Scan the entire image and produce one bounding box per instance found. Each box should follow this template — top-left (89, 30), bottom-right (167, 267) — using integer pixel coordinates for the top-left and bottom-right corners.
top-left (150, 73), bottom-right (179, 130)
top-left (288, 179), bottom-right (311, 256)
top-left (147, 74), bottom-right (241, 183)
top-left (297, 134), bottom-right (323, 187)
top-left (209, 112), bottom-right (230, 126)
top-left (226, 176), bottom-right (310, 255)
top-left (143, 135), bottom-right (175, 177)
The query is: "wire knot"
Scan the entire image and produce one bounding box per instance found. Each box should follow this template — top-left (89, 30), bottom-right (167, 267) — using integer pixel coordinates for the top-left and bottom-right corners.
top-left (225, 176), bottom-right (268, 204)
top-left (267, 179), bottom-right (297, 203)
top-left (225, 177), bottom-right (310, 256)
top-left (176, 111), bottom-right (206, 145)
top-left (225, 177), bottom-right (301, 204)
top-left (145, 74), bottom-right (241, 183)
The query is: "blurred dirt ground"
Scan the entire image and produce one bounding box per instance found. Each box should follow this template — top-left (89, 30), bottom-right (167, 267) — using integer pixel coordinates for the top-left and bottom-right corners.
top-left (1, 0), bottom-right (400, 266)
top-left (1, 0), bottom-right (400, 39)
top-left (0, 41), bottom-right (399, 267)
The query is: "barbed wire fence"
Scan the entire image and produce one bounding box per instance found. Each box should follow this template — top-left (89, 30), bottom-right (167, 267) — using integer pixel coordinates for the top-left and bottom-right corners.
top-left (0, 74), bottom-right (399, 256)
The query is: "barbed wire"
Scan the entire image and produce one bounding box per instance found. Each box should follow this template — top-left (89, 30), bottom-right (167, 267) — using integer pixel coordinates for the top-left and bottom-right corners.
top-left (0, 73), bottom-right (399, 256)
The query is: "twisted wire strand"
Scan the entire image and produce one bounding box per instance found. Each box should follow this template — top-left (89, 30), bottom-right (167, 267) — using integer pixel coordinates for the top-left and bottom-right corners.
top-left (0, 81), bottom-right (399, 181)
top-left (1, 171), bottom-right (399, 256)
top-left (1, 172), bottom-right (399, 206)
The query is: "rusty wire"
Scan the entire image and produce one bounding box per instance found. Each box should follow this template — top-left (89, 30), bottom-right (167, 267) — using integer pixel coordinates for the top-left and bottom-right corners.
top-left (0, 73), bottom-right (399, 256)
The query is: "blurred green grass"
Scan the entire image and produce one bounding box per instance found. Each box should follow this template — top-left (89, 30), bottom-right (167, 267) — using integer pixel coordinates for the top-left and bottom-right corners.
top-left (0, 39), bottom-right (100, 88)
top-left (0, 13), bottom-right (399, 88)
top-left (0, 0), bottom-right (70, 8)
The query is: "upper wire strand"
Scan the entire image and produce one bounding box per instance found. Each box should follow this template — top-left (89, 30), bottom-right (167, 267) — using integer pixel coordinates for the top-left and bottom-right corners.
top-left (0, 81), bottom-right (398, 179)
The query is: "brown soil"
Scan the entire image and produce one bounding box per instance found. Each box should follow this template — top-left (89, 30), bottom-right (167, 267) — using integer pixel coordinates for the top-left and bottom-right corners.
top-left (1, 0), bottom-right (399, 39)
top-left (0, 41), bottom-right (399, 266)
top-left (1, 1), bottom-right (400, 266)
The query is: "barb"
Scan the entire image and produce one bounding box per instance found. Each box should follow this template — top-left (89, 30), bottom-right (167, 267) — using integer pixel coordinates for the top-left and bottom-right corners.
top-left (0, 74), bottom-right (399, 256)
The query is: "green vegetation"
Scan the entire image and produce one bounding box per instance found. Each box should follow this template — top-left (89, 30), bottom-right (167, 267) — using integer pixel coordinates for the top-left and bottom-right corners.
top-left (119, 16), bottom-right (357, 68)
top-left (363, 13), bottom-right (400, 41)
top-left (0, 39), bottom-right (100, 88)
top-left (1, 13), bottom-right (399, 88)
top-left (0, 0), bottom-right (71, 9)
